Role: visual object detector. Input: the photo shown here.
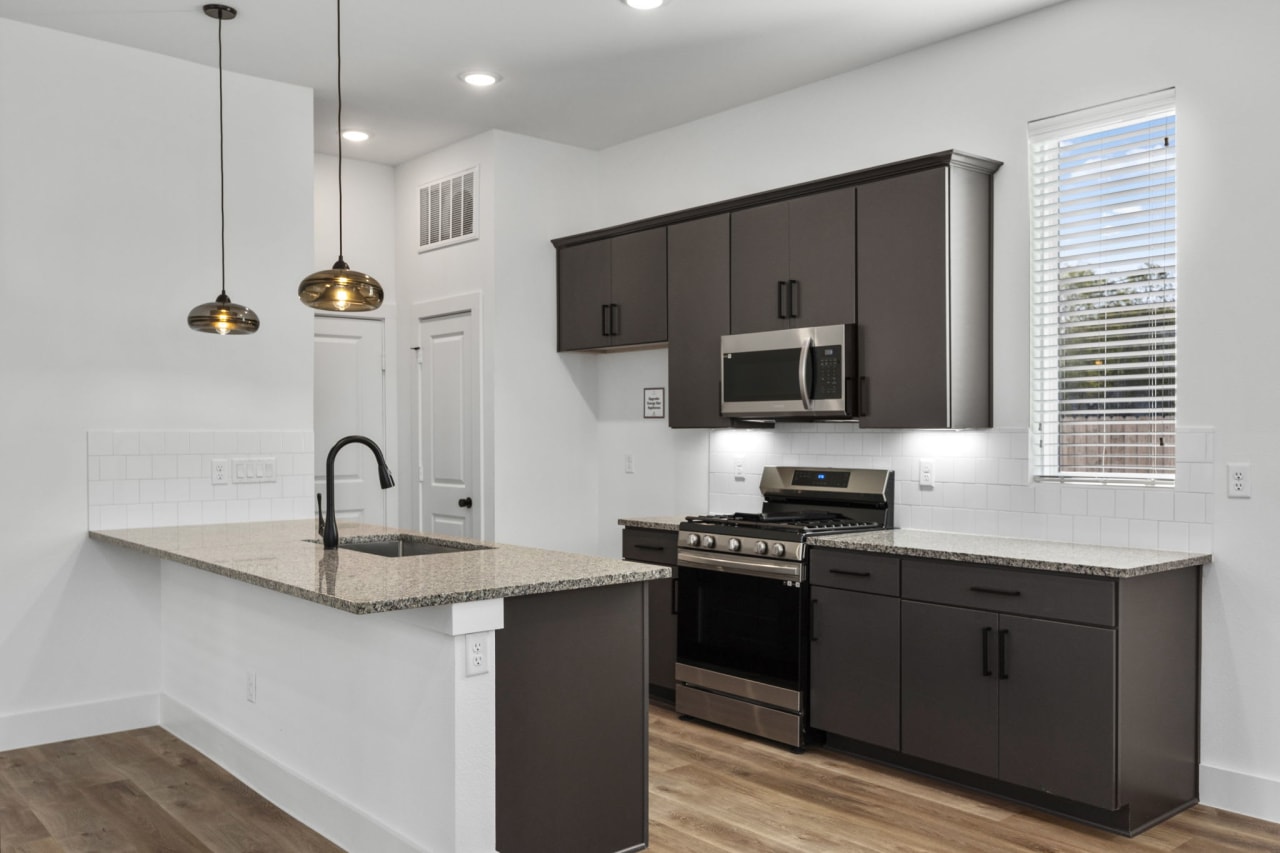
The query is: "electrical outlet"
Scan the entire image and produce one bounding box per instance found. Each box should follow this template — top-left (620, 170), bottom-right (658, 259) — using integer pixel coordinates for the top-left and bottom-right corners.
top-left (920, 458), bottom-right (936, 488)
top-left (246, 671), bottom-right (257, 703)
top-left (1227, 463), bottom-right (1251, 499)
top-left (211, 458), bottom-right (230, 484)
top-left (624, 453), bottom-right (635, 474)
top-left (734, 456), bottom-right (745, 479)
top-left (465, 632), bottom-right (490, 677)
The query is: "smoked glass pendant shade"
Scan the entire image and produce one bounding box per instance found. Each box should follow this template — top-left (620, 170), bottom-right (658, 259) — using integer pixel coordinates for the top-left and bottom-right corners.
top-left (188, 292), bottom-right (260, 335)
top-left (298, 257), bottom-right (383, 311)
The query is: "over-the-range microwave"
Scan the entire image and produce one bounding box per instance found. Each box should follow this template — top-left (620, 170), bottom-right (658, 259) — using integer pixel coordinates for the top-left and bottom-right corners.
top-left (720, 324), bottom-right (857, 420)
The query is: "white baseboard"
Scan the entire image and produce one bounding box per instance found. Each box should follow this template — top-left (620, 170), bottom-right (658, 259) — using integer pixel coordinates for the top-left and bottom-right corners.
top-left (1200, 763), bottom-right (1280, 824)
top-left (0, 693), bottom-right (160, 752)
top-left (160, 696), bottom-right (428, 853)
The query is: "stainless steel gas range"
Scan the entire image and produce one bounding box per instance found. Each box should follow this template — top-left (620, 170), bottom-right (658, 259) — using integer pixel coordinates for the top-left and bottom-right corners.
top-left (675, 466), bottom-right (894, 749)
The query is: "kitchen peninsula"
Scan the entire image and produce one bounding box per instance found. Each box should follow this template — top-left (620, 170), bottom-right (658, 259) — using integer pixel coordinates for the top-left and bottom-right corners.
top-left (90, 520), bottom-right (668, 853)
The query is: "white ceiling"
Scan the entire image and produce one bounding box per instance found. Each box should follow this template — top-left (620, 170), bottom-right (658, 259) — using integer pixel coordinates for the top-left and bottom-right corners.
top-left (0, 0), bottom-right (1067, 166)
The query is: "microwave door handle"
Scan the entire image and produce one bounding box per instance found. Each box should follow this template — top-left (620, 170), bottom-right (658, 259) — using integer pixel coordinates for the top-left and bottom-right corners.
top-left (798, 334), bottom-right (813, 410)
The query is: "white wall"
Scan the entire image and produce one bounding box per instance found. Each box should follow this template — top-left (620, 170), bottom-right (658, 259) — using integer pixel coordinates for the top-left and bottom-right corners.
top-left (0, 19), bottom-right (314, 748)
top-left (312, 154), bottom-right (401, 525)
top-left (566, 0), bottom-right (1280, 821)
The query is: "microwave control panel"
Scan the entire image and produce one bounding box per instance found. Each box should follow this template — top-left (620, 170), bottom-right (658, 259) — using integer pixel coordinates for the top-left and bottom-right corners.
top-left (813, 346), bottom-right (843, 399)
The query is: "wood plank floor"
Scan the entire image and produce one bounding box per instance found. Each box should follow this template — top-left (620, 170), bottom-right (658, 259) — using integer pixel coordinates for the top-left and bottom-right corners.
top-left (648, 703), bottom-right (1280, 852)
top-left (0, 727), bottom-right (342, 852)
top-left (3, 705), bottom-right (1279, 852)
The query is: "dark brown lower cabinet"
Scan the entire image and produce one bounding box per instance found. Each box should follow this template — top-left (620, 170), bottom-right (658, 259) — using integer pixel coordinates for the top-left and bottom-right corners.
top-left (901, 602), bottom-right (1117, 808)
top-left (816, 552), bottom-right (1200, 836)
top-left (622, 526), bottom-right (679, 699)
top-left (496, 582), bottom-right (648, 853)
top-left (809, 585), bottom-right (900, 750)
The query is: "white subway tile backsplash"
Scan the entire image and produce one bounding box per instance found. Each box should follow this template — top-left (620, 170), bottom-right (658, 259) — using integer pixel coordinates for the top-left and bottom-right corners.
top-left (1175, 492), bottom-right (1207, 524)
top-left (1115, 489), bottom-right (1145, 519)
top-left (1060, 487), bottom-right (1088, 516)
top-left (1087, 489), bottom-right (1116, 518)
top-left (1145, 489), bottom-right (1175, 522)
top-left (86, 429), bottom-right (315, 531)
top-left (114, 431), bottom-right (140, 456)
top-left (705, 424), bottom-right (1215, 553)
top-left (125, 456), bottom-right (152, 480)
top-left (1158, 521), bottom-right (1190, 552)
top-left (139, 430), bottom-right (165, 455)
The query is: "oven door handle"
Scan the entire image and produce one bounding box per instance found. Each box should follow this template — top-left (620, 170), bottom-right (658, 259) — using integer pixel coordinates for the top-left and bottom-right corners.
top-left (677, 550), bottom-right (802, 581)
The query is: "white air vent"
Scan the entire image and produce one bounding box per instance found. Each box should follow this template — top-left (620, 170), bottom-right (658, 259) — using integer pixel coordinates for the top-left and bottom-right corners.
top-left (418, 166), bottom-right (478, 253)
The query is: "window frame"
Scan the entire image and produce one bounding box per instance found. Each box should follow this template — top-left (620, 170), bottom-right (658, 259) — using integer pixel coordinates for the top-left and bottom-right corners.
top-left (1029, 89), bottom-right (1177, 486)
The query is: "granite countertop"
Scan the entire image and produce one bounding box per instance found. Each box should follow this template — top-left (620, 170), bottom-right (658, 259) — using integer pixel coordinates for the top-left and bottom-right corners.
top-left (810, 529), bottom-right (1210, 578)
top-left (90, 520), bottom-right (669, 615)
top-left (616, 516), bottom-right (684, 532)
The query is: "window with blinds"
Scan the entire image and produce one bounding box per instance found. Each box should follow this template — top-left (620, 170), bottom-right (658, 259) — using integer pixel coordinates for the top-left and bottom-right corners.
top-left (1030, 90), bottom-right (1177, 484)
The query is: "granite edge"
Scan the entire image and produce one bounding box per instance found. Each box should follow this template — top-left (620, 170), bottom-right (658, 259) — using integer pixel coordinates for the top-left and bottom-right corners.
top-left (810, 533), bottom-right (1211, 579)
top-left (617, 517), bottom-right (683, 532)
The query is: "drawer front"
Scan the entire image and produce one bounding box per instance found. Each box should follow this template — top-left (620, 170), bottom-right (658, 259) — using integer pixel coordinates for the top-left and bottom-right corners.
top-left (809, 549), bottom-right (900, 596)
top-left (622, 527), bottom-right (678, 566)
top-left (901, 559), bottom-right (1115, 627)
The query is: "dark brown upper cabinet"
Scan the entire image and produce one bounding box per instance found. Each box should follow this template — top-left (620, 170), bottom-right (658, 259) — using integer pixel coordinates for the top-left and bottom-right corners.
top-left (729, 187), bottom-right (856, 334)
top-left (668, 214), bottom-right (731, 429)
top-left (557, 228), bottom-right (667, 352)
top-left (856, 164), bottom-right (994, 429)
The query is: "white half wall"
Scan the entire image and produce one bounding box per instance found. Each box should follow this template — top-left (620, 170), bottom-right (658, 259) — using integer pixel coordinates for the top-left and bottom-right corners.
top-left (0, 19), bottom-right (314, 747)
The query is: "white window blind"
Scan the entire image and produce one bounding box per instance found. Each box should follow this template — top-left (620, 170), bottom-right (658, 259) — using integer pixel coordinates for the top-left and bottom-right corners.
top-left (1030, 90), bottom-right (1177, 484)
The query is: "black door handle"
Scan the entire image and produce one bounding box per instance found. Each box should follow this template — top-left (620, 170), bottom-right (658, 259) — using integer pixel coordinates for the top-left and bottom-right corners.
top-left (601, 303), bottom-right (610, 336)
top-left (611, 303), bottom-right (620, 337)
top-left (998, 629), bottom-right (1010, 680)
top-left (788, 280), bottom-right (799, 318)
top-left (458, 497), bottom-right (473, 508)
top-left (777, 281), bottom-right (788, 319)
top-left (829, 568), bottom-right (871, 577)
top-left (981, 626), bottom-right (992, 677)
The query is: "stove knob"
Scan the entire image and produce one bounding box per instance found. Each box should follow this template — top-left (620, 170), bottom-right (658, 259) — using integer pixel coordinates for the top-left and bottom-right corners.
top-left (728, 538), bottom-right (741, 552)
top-left (772, 543), bottom-right (787, 558)
top-left (702, 535), bottom-right (717, 549)
top-left (686, 533), bottom-right (701, 547)
top-left (754, 541), bottom-right (769, 555)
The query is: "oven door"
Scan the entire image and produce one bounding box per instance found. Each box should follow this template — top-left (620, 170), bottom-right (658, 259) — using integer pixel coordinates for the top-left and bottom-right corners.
top-left (675, 550), bottom-right (806, 692)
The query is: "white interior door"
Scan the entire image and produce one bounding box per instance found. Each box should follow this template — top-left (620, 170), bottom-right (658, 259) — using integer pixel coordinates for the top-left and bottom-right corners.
top-left (315, 316), bottom-right (387, 526)
top-left (417, 310), bottom-right (479, 538)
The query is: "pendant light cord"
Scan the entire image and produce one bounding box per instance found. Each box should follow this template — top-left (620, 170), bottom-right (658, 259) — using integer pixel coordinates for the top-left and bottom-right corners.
top-left (336, 0), bottom-right (345, 262)
top-left (218, 12), bottom-right (227, 298)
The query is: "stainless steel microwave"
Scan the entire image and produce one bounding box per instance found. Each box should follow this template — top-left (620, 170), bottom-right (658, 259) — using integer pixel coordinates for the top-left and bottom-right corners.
top-left (720, 324), bottom-right (857, 419)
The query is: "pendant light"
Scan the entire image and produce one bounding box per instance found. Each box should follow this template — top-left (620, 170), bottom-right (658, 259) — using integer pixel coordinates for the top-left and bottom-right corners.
top-left (298, 0), bottom-right (384, 312)
top-left (188, 4), bottom-right (260, 336)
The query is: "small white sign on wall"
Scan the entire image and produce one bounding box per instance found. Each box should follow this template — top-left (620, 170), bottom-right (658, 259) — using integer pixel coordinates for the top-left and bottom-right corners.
top-left (643, 387), bottom-right (665, 420)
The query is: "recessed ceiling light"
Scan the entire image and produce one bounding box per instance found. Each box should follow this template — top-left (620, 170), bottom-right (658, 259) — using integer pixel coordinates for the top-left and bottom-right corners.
top-left (623, 0), bottom-right (664, 9)
top-left (341, 129), bottom-right (370, 142)
top-left (461, 72), bottom-right (501, 88)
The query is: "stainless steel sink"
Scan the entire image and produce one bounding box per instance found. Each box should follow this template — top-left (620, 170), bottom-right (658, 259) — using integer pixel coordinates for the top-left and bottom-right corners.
top-left (336, 535), bottom-right (490, 558)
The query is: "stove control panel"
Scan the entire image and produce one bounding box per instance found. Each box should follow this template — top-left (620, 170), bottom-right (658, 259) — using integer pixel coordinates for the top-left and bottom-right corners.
top-left (681, 532), bottom-right (804, 562)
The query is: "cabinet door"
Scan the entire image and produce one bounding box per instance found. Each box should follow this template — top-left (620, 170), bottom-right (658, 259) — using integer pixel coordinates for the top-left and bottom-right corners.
top-left (730, 200), bottom-right (790, 334)
top-left (900, 601), bottom-right (998, 777)
top-left (557, 240), bottom-right (612, 351)
top-left (610, 228), bottom-right (668, 347)
top-left (668, 215), bottom-right (731, 428)
top-left (856, 168), bottom-right (949, 427)
top-left (788, 187), bottom-right (856, 328)
top-left (809, 586), bottom-right (899, 750)
top-left (998, 615), bottom-right (1117, 809)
